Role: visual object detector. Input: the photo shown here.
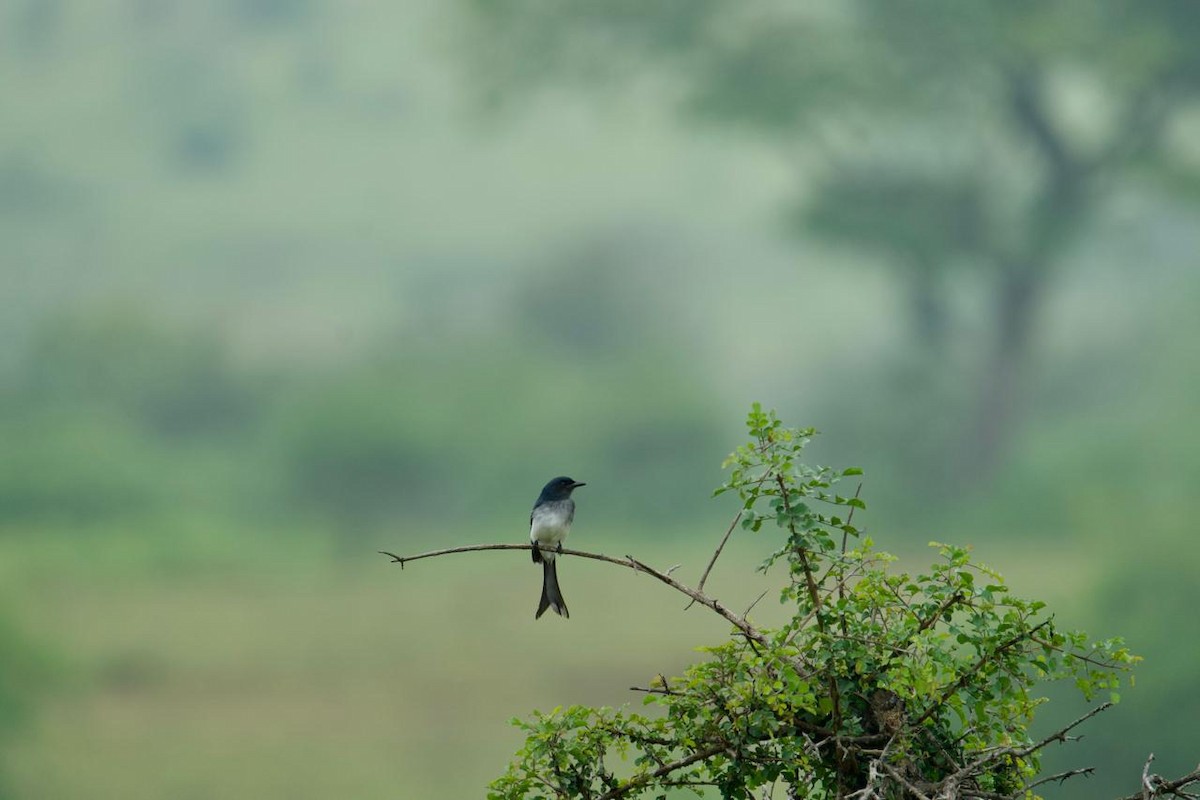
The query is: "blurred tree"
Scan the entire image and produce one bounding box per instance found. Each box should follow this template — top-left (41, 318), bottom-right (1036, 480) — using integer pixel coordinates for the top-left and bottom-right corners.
top-left (20, 312), bottom-right (257, 440)
top-left (460, 0), bottom-right (1200, 479)
top-left (516, 236), bottom-right (650, 354)
top-left (277, 379), bottom-right (444, 545)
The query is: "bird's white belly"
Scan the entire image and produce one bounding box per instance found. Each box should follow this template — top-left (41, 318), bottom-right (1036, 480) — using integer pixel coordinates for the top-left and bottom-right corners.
top-left (530, 504), bottom-right (572, 559)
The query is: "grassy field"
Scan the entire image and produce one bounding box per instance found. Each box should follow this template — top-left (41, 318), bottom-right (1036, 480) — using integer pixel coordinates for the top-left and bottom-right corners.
top-left (0, 523), bottom-right (1105, 799)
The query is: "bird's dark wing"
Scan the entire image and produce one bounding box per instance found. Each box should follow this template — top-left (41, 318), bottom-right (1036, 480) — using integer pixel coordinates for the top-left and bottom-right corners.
top-left (530, 509), bottom-right (542, 563)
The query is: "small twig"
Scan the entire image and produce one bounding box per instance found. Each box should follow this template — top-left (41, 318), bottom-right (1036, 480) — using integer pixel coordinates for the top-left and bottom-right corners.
top-left (1013, 701), bottom-right (1112, 758)
top-left (1031, 635), bottom-right (1126, 669)
top-left (782, 603), bottom-right (823, 648)
top-left (915, 592), bottom-right (965, 636)
top-left (690, 508), bottom-right (744, 606)
top-left (742, 589), bottom-right (770, 619)
top-left (775, 473), bottom-right (825, 625)
top-left (737, 629), bottom-right (763, 656)
top-left (950, 726), bottom-right (977, 748)
top-left (596, 743), bottom-right (728, 800)
top-left (690, 468), bottom-right (773, 609)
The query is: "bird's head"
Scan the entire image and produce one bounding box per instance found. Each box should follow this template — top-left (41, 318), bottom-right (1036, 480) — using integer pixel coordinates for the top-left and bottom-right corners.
top-left (538, 476), bottom-right (586, 503)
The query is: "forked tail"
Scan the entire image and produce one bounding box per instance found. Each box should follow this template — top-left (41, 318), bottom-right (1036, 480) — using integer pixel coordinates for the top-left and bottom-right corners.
top-left (536, 558), bottom-right (569, 619)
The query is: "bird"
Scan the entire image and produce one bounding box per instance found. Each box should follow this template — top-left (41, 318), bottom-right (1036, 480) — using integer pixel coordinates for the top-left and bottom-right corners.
top-left (529, 476), bottom-right (586, 619)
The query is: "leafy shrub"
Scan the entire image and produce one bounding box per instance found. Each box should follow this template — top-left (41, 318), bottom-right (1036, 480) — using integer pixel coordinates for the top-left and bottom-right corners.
top-left (488, 405), bottom-right (1143, 799)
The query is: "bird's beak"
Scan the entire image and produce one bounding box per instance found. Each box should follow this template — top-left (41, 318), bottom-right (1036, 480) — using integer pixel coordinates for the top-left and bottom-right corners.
top-left (571, 481), bottom-right (587, 489)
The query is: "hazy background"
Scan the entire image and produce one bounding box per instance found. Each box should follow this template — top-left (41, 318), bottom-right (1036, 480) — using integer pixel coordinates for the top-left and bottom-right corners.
top-left (2, 1), bottom-right (1198, 797)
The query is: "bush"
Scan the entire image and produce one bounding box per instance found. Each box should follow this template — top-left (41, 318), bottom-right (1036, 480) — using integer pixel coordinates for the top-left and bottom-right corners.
top-left (484, 405), bottom-right (1172, 799)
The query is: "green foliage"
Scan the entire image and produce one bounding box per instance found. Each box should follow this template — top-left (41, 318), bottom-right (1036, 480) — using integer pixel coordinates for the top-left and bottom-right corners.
top-left (489, 406), bottom-right (1138, 799)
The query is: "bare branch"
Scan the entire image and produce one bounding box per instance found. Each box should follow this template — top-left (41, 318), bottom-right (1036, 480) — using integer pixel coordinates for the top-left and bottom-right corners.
top-left (1111, 754), bottom-right (1200, 800)
top-left (1025, 767), bottom-right (1094, 791)
top-left (380, 542), bottom-right (775, 651)
top-left (938, 704), bottom-right (1180, 800)
top-left (1013, 701), bottom-right (1112, 758)
top-left (381, 543), bottom-right (543, 568)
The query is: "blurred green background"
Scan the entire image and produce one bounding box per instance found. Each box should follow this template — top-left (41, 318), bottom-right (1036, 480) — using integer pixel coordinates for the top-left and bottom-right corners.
top-left (2, 1), bottom-right (1198, 797)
